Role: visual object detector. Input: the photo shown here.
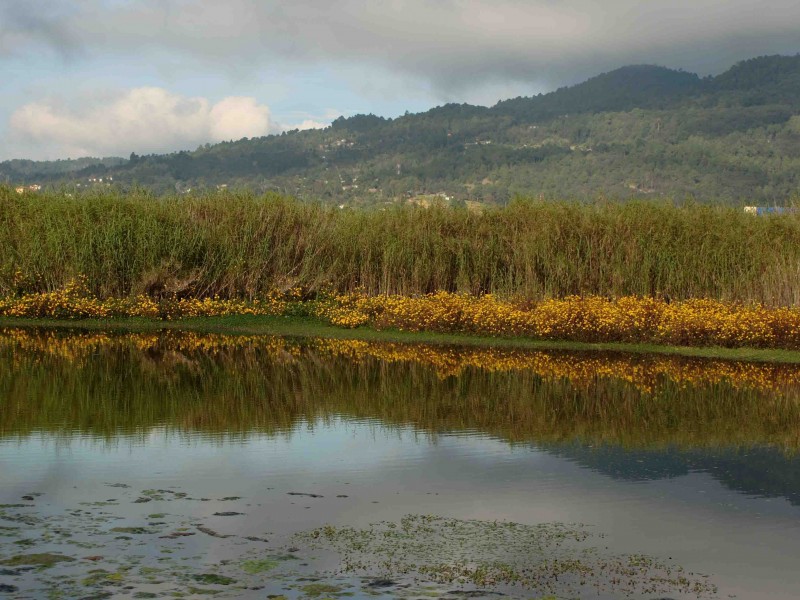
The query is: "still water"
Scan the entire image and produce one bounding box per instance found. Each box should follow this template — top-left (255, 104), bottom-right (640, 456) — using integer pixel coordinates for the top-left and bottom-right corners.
top-left (2, 329), bottom-right (800, 599)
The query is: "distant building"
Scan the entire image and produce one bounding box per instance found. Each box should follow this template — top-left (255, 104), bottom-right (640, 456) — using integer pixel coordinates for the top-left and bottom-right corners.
top-left (744, 206), bottom-right (798, 216)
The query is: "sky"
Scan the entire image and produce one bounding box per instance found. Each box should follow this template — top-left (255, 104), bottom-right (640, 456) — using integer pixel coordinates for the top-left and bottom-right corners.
top-left (2, 0), bottom-right (800, 161)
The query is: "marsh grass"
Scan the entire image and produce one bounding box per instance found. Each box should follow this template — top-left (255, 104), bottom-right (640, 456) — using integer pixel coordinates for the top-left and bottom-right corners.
top-left (3, 187), bottom-right (800, 304)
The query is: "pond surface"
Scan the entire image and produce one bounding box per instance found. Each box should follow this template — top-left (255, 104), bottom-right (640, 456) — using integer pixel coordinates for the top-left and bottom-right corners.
top-left (2, 329), bottom-right (800, 599)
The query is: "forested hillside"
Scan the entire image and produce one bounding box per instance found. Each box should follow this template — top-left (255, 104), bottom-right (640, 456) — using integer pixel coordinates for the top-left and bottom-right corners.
top-left (4, 54), bottom-right (800, 204)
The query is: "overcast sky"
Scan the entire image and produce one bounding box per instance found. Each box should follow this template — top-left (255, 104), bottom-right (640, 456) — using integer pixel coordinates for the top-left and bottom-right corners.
top-left (2, 0), bottom-right (799, 160)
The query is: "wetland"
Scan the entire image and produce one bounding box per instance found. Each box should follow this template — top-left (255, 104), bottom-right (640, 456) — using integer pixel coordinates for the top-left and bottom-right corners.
top-left (2, 328), bottom-right (800, 599)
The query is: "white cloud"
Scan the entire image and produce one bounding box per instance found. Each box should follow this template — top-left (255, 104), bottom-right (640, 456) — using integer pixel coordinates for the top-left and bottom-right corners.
top-left (8, 87), bottom-right (279, 158)
top-left (208, 96), bottom-right (272, 141)
top-left (290, 119), bottom-right (328, 131)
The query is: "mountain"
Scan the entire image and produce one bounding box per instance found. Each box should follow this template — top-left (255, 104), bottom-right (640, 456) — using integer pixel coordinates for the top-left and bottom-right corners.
top-left (3, 54), bottom-right (800, 204)
top-left (495, 64), bottom-right (702, 118)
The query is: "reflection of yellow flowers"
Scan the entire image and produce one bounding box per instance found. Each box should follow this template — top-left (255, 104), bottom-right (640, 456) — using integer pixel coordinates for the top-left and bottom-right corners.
top-left (3, 328), bottom-right (800, 397)
top-left (313, 338), bottom-right (800, 395)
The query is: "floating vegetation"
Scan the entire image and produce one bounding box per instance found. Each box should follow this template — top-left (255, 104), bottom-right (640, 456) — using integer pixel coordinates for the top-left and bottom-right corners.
top-left (240, 559), bottom-right (280, 574)
top-left (0, 553), bottom-right (75, 568)
top-left (109, 527), bottom-right (158, 535)
top-left (0, 487), bottom-right (302, 598)
top-left (192, 573), bottom-right (236, 586)
top-left (296, 515), bottom-right (718, 598)
top-left (299, 583), bottom-right (345, 597)
top-left (0, 484), bottom-right (722, 599)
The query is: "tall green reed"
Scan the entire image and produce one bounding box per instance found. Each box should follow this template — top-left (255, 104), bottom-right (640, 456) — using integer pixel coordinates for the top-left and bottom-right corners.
top-left (2, 187), bottom-right (800, 304)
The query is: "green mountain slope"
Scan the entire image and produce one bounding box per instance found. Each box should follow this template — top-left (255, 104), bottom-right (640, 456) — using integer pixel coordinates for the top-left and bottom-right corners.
top-left (3, 54), bottom-right (800, 203)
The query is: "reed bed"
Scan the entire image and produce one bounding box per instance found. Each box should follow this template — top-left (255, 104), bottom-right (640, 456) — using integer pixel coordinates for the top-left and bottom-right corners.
top-left (3, 187), bottom-right (800, 304)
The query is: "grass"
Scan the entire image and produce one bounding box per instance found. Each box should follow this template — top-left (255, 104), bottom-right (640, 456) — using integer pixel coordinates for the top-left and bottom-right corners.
top-left (4, 187), bottom-right (800, 304)
top-left (4, 313), bottom-right (800, 363)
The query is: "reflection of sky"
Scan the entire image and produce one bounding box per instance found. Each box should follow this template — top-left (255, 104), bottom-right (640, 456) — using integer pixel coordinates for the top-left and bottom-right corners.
top-left (3, 420), bottom-right (800, 598)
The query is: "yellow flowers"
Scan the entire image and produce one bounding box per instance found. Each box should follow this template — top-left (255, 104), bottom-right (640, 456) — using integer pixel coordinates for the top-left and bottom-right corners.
top-left (4, 278), bottom-right (800, 349)
top-left (0, 277), bottom-right (290, 320)
top-left (314, 292), bottom-right (800, 349)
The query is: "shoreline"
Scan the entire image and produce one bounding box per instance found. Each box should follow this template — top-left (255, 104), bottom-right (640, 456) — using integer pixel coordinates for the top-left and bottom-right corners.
top-left (4, 314), bottom-right (800, 364)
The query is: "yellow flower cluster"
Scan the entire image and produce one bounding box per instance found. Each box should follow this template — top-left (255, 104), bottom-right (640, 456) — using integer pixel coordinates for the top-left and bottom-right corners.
top-left (0, 276), bottom-right (113, 319)
top-left (4, 278), bottom-right (800, 349)
top-left (0, 277), bottom-right (290, 320)
top-left (315, 292), bottom-right (800, 349)
top-left (3, 328), bottom-right (800, 396)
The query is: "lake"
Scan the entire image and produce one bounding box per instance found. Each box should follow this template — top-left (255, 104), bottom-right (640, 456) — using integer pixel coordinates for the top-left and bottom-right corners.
top-left (2, 328), bottom-right (800, 599)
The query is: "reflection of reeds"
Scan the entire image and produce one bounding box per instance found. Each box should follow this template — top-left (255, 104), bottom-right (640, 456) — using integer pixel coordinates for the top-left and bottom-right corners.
top-left (4, 328), bottom-right (800, 394)
top-left (2, 329), bottom-right (800, 450)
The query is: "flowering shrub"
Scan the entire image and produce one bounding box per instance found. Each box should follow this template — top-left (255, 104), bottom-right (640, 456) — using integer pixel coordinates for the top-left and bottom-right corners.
top-left (0, 278), bottom-right (289, 320)
top-left (314, 291), bottom-right (800, 349)
top-left (3, 278), bottom-right (800, 349)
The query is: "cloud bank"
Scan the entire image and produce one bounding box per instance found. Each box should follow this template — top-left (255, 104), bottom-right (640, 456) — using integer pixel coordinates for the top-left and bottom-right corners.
top-left (8, 88), bottom-right (280, 158)
top-left (2, 1), bottom-right (799, 159)
top-left (3, 0), bottom-right (800, 92)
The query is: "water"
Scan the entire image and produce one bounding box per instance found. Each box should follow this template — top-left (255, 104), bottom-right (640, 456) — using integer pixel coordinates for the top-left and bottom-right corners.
top-left (2, 329), bottom-right (800, 598)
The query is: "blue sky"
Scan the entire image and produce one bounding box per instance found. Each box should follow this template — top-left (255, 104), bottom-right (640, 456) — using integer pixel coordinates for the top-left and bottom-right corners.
top-left (2, 0), bottom-right (799, 160)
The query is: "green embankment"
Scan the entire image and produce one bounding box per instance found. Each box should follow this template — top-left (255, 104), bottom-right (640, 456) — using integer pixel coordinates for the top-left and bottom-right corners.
top-left (3, 188), bottom-right (800, 305)
top-left (4, 314), bottom-right (800, 363)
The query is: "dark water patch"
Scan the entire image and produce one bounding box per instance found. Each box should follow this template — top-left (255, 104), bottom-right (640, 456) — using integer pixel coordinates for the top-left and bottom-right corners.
top-left (547, 444), bottom-right (800, 505)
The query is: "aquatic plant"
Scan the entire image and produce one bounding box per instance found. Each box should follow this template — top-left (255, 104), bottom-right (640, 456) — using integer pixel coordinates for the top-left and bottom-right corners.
top-left (4, 188), bottom-right (800, 304)
top-left (295, 515), bottom-right (718, 598)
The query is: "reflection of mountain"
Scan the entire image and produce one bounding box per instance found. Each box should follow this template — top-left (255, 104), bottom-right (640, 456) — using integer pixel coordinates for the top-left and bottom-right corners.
top-left (546, 443), bottom-right (800, 506)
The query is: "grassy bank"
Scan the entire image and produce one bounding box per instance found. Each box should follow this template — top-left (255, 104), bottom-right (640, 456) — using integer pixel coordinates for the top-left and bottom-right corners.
top-left (4, 286), bottom-right (800, 350)
top-left (4, 187), bottom-right (800, 304)
top-left (4, 314), bottom-right (800, 363)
